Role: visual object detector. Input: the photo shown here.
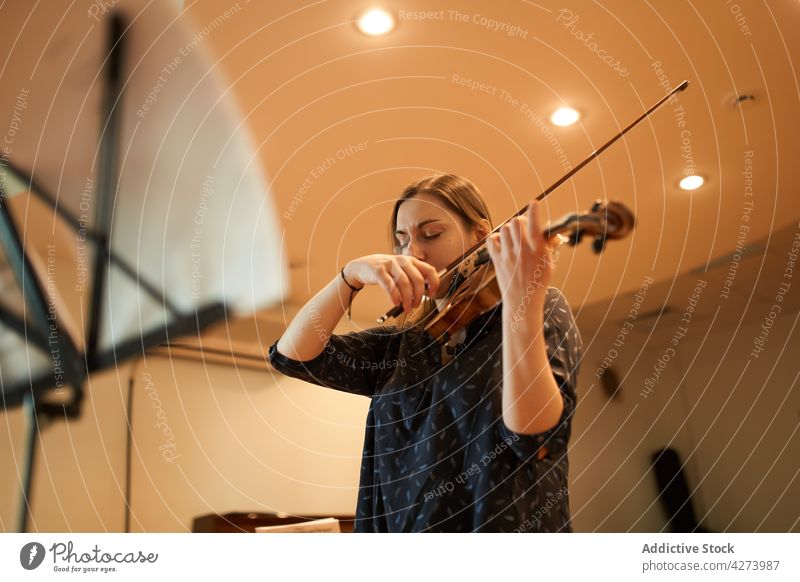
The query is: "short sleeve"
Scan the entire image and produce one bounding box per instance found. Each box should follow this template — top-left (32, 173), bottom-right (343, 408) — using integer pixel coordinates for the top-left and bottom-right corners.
top-left (267, 326), bottom-right (398, 398)
top-left (499, 287), bottom-right (583, 462)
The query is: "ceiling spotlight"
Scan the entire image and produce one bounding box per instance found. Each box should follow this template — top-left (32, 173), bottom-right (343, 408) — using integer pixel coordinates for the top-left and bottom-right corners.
top-left (679, 175), bottom-right (704, 191)
top-left (356, 8), bottom-right (395, 36)
top-left (550, 107), bottom-right (580, 127)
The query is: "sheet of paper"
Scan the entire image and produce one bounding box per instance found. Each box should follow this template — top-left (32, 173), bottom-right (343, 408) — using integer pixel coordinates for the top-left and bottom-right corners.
top-left (255, 517), bottom-right (341, 533)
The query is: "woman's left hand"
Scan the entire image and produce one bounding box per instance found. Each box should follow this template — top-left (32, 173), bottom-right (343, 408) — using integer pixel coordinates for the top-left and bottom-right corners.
top-left (487, 199), bottom-right (560, 307)
top-left (491, 200), bottom-right (567, 436)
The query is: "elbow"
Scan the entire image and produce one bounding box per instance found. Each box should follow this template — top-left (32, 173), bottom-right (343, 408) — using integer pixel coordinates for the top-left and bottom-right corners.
top-left (503, 395), bottom-right (564, 436)
top-left (275, 335), bottom-right (293, 358)
top-left (275, 334), bottom-right (326, 363)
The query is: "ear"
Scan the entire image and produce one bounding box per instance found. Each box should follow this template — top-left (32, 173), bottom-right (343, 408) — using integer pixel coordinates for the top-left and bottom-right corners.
top-left (474, 219), bottom-right (492, 240)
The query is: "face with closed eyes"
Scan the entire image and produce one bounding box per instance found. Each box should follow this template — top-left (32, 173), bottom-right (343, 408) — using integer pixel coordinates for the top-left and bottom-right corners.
top-left (394, 193), bottom-right (488, 280)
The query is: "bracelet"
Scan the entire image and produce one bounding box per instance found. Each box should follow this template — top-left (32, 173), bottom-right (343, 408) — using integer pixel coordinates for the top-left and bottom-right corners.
top-left (340, 267), bottom-right (364, 292)
top-left (340, 267), bottom-right (363, 320)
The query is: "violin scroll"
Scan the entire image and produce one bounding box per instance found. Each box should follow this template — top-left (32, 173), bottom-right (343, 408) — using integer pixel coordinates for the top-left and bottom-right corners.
top-left (549, 199), bottom-right (636, 254)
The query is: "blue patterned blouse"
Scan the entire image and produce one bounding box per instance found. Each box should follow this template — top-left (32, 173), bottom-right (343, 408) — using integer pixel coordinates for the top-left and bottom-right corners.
top-left (268, 286), bottom-right (583, 532)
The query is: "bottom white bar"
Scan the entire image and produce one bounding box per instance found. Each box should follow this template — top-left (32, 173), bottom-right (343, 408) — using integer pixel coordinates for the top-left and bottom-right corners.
top-left (1, 533), bottom-right (797, 580)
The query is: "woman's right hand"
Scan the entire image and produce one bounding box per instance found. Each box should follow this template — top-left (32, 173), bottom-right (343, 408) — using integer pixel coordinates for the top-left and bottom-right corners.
top-left (343, 255), bottom-right (440, 313)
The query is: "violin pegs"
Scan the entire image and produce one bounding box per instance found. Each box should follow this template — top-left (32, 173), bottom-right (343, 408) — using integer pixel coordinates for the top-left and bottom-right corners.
top-left (475, 246), bottom-right (490, 266)
top-left (592, 235), bottom-right (607, 254)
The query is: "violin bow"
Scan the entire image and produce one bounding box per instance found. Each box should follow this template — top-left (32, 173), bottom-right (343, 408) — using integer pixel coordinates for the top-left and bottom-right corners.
top-left (378, 80), bottom-right (689, 323)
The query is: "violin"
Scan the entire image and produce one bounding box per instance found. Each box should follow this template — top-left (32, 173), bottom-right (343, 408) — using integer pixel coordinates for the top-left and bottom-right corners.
top-left (377, 80), bottom-right (689, 345)
top-left (379, 200), bottom-right (635, 345)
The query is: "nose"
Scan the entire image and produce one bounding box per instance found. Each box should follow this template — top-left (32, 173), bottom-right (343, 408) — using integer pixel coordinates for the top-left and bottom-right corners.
top-left (405, 238), bottom-right (425, 261)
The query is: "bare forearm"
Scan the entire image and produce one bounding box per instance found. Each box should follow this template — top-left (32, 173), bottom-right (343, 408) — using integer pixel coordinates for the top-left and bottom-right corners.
top-left (275, 272), bottom-right (358, 361)
top-left (275, 254), bottom-right (439, 361)
top-left (501, 296), bottom-right (563, 435)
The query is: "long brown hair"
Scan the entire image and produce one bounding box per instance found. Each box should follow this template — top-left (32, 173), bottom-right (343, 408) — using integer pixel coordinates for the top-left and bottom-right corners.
top-left (387, 174), bottom-right (493, 329)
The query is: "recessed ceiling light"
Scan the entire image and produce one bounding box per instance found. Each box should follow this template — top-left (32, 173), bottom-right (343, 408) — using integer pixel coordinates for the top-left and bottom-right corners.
top-left (679, 175), bottom-right (704, 191)
top-left (356, 8), bottom-right (395, 36)
top-left (550, 107), bottom-right (580, 127)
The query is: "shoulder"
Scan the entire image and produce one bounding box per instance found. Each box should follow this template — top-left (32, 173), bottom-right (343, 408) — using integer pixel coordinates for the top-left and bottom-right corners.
top-left (340, 324), bottom-right (401, 347)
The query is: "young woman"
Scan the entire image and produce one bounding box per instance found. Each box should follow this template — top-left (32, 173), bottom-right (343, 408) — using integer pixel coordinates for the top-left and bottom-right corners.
top-left (268, 174), bottom-right (583, 532)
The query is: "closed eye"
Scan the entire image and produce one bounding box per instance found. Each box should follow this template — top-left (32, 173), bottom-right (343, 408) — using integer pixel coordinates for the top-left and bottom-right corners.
top-left (397, 233), bottom-right (442, 249)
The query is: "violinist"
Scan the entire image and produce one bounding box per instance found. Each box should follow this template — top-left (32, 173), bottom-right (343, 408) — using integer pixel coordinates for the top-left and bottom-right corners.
top-left (268, 173), bottom-right (583, 532)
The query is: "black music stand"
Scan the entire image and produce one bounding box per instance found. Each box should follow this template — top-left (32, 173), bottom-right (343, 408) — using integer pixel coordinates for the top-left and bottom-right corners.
top-left (0, 13), bottom-right (231, 533)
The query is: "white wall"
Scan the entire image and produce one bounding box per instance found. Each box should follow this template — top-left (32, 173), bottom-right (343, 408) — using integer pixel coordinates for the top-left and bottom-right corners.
top-left (571, 307), bottom-right (800, 532)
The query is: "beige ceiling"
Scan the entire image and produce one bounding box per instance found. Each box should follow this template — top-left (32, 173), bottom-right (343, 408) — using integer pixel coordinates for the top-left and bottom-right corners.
top-left (184, 0), bottom-right (799, 344)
